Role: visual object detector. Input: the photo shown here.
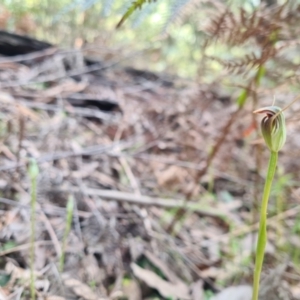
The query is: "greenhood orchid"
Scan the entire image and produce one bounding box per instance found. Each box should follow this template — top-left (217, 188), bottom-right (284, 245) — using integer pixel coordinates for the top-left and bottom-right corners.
top-left (253, 106), bottom-right (286, 153)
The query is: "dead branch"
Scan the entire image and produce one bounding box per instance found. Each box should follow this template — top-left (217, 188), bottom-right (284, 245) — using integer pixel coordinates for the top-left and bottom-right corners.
top-left (60, 186), bottom-right (237, 219)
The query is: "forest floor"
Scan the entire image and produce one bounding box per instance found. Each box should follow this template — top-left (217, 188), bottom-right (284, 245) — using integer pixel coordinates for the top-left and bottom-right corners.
top-left (1, 35), bottom-right (300, 300)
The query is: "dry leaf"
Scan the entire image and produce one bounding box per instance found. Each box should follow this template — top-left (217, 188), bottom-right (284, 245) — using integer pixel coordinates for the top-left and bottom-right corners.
top-left (155, 165), bottom-right (188, 188)
top-left (35, 279), bottom-right (50, 293)
top-left (291, 284), bottom-right (300, 298)
top-left (0, 5), bottom-right (10, 29)
top-left (199, 267), bottom-right (219, 279)
top-left (131, 263), bottom-right (190, 300)
top-left (41, 80), bottom-right (87, 100)
top-left (0, 287), bottom-right (9, 300)
top-left (0, 145), bottom-right (16, 161)
top-left (0, 91), bottom-right (14, 103)
top-left (62, 275), bottom-right (98, 300)
top-left (16, 14), bottom-right (36, 34)
top-left (5, 261), bottom-right (31, 284)
top-left (91, 171), bottom-right (118, 188)
top-left (190, 280), bottom-right (204, 300)
top-left (79, 253), bottom-right (105, 285)
top-left (144, 250), bottom-right (180, 283)
top-left (123, 278), bottom-right (142, 300)
top-left (16, 103), bottom-right (40, 121)
top-left (71, 162), bottom-right (99, 179)
top-left (211, 285), bottom-right (252, 300)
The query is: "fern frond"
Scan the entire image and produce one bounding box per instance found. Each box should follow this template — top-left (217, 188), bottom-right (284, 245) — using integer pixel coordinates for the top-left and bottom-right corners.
top-left (205, 4), bottom-right (299, 48)
top-left (162, 0), bottom-right (192, 33)
top-left (132, 2), bottom-right (156, 28)
top-left (53, 0), bottom-right (82, 23)
top-left (117, 0), bottom-right (157, 28)
top-left (207, 9), bottom-right (229, 39)
top-left (53, 0), bottom-right (107, 22)
top-left (81, 0), bottom-right (99, 11)
top-left (162, 0), bottom-right (219, 34)
top-left (101, 0), bottom-right (117, 16)
top-left (208, 53), bottom-right (262, 75)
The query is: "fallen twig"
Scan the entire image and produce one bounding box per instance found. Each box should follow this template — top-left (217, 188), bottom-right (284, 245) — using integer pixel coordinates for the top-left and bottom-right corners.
top-left (0, 139), bottom-right (135, 171)
top-left (18, 99), bottom-right (118, 121)
top-left (0, 240), bottom-right (53, 257)
top-left (0, 50), bottom-right (145, 88)
top-left (215, 204), bottom-right (300, 243)
top-left (59, 186), bottom-right (236, 219)
top-left (0, 47), bottom-right (58, 64)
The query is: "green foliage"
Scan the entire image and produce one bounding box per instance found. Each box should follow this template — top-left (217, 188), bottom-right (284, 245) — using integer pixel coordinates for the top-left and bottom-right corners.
top-left (236, 89), bottom-right (248, 108)
top-left (117, 0), bottom-right (157, 28)
top-left (0, 272), bottom-right (11, 287)
top-left (59, 195), bottom-right (74, 272)
top-left (291, 214), bottom-right (300, 266)
top-left (28, 159), bottom-right (39, 180)
top-left (272, 172), bottom-right (293, 215)
top-left (252, 151), bottom-right (278, 300)
top-left (3, 0), bottom-right (295, 79)
top-left (2, 1), bottom-right (300, 79)
top-left (204, 290), bottom-right (215, 300)
top-left (255, 66), bottom-right (266, 86)
top-left (161, 0), bottom-right (193, 33)
top-left (0, 241), bottom-right (17, 251)
top-left (27, 159), bottom-right (39, 300)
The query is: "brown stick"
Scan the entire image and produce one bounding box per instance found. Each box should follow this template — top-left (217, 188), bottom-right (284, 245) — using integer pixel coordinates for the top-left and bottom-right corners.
top-left (0, 139), bottom-right (135, 171)
top-left (58, 186), bottom-right (235, 219)
top-left (166, 106), bottom-right (243, 233)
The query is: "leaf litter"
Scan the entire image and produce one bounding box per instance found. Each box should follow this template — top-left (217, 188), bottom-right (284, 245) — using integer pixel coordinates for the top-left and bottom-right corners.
top-left (0, 36), bottom-right (299, 300)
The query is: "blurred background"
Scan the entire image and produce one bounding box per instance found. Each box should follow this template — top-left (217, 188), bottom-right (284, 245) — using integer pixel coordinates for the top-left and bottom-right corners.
top-left (1, 0), bottom-right (300, 299)
top-left (2, 0), bottom-right (296, 77)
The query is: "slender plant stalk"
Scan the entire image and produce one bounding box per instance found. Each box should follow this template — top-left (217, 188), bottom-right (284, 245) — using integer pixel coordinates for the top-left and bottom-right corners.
top-left (276, 175), bottom-right (284, 239)
top-left (28, 159), bottom-right (39, 300)
top-left (252, 104), bottom-right (287, 299)
top-left (252, 151), bottom-right (278, 300)
top-left (59, 195), bottom-right (74, 273)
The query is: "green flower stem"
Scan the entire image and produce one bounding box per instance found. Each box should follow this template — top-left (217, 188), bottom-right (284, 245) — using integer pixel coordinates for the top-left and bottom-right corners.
top-left (30, 175), bottom-right (38, 298)
top-left (252, 150), bottom-right (278, 300)
top-left (30, 175), bottom-right (37, 300)
top-left (28, 159), bottom-right (39, 300)
top-left (59, 195), bottom-right (74, 273)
